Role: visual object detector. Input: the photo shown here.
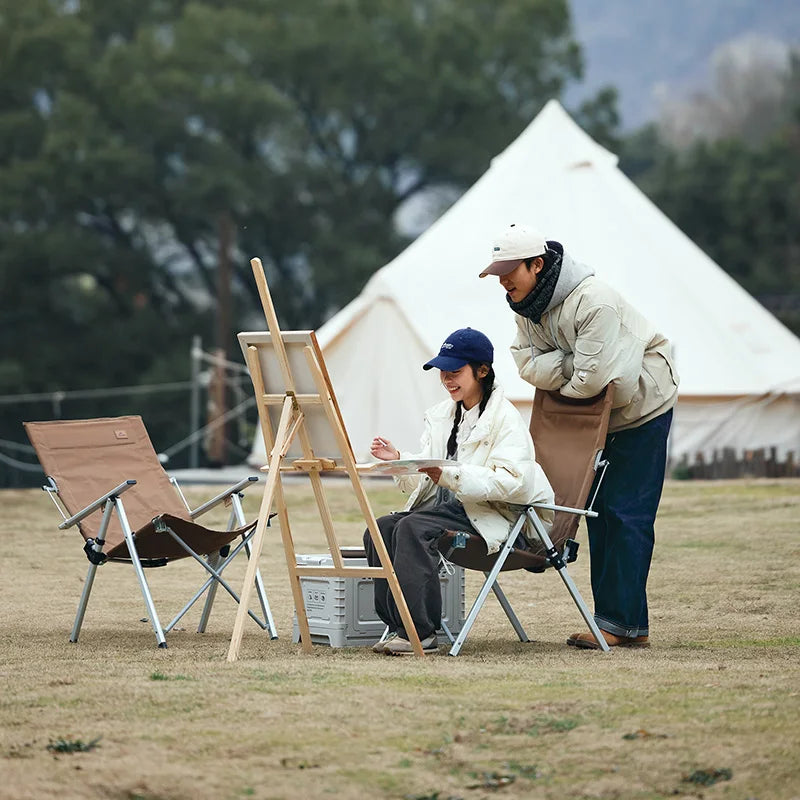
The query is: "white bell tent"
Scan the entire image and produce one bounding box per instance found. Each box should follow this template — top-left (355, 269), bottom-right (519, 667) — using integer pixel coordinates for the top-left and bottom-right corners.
top-left (249, 99), bottom-right (800, 466)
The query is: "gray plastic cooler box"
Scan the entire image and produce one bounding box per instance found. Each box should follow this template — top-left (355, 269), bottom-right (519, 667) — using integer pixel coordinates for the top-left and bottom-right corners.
top-left (292, 548), bottom-right (465, 648)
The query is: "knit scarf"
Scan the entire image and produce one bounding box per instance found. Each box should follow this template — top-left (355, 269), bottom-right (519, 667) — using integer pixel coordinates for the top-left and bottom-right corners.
top-left (506, 247), bottom-right (563, 323)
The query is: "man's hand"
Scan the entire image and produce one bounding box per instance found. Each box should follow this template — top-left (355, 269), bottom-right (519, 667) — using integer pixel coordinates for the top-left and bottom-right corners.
top-left (563, 351), bottom-right (574, 379)
top-left (417, 466), bottom-right (442, 484)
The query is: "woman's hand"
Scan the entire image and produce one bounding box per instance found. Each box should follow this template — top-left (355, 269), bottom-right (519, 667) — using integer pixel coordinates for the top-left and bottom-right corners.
top-left (417, 466), bottom-right (442, 484)
top-left (370, 436), bottom-right (400, 461)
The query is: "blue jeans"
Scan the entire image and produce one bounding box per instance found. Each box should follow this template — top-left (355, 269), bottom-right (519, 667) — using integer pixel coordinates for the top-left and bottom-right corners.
top-left (586, 409), bottom-right (673, 638)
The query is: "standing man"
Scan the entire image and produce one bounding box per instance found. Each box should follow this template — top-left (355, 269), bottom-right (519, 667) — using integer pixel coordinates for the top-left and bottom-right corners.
top-left (480, 224), bottom-right (679, 648)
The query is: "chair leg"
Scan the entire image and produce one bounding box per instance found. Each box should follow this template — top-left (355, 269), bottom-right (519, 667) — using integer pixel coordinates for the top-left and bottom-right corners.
top-left (116, 500), bottom-right (167, 648)
top-left (490, 579), bottom-right (529, 643)
top-left (439, 619), bottom-right (455, 644)
top-left (448, 515), bottom-right (527, 656)
top-left (196, 505), bottom-right (239, 632)
top-left (243, 536), bottom-right (278, 639)
top-left (179, 495), bottom-right (277, 637)
top-left (194, 532), bottom-right (277, 638)
top-left (162, 528), bottom-right (268, 631)
top-left (70, 498), bottom-right (116, 643)
top-left (230, 494), bottom-right (278, 639)
top-left (231, 494), bottom-right (278, 639)
top-left (448, 554), bottom-right (509, 656)
top-left (167, 571), bottom-right (219, 633)
top-left (525, 508), bottom-right (610, 652)
top-left (165, 534), bottom-right (252, 631)
top-left (70, 562), bottom-right (99, 643)
top-left (196, 550), bottom-right (223, 633)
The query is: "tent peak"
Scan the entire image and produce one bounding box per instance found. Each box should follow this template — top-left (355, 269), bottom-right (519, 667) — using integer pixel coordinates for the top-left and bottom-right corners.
top-left (492, 99), bottom-right (618, 172)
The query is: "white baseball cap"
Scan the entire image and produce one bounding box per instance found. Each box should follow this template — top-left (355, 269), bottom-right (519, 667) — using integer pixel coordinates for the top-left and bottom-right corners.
top-left (479, 224), bottom-right (547, 277)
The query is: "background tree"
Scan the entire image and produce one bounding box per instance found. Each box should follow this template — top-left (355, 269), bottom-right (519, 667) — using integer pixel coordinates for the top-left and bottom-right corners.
top-left (0, 0), bottom-right (611, 479)
top-left (620, 49), bottom-right (800, 338)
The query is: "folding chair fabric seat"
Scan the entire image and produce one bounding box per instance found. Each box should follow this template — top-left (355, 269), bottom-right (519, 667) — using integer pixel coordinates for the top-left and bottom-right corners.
top-left (438, 529), bottom-right (548, 573)
top-left (101, 513), bottom-right (255, 562)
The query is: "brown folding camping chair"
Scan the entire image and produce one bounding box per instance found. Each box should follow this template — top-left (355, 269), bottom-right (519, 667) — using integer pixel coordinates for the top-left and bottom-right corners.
top-left (24, 415), bottom-right (277, 648)
top-left (437, 386), bottom-right (615, 655)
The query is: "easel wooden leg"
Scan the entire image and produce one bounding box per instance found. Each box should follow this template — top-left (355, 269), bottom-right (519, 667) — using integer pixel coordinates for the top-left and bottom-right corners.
top-left (273, 478), bottom-right (314, 654)
top-left (227, 397), bottom-right (298, 662)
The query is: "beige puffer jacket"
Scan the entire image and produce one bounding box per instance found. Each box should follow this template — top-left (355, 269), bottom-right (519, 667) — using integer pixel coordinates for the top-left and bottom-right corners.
top-left (394, 383), bottom-right (554, 554)
top-left (510, 251), bottom-right (679, 432)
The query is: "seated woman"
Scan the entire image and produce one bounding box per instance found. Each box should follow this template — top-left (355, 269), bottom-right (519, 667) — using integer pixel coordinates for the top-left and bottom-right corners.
top-left (364, 327), bottom-right (554, 655)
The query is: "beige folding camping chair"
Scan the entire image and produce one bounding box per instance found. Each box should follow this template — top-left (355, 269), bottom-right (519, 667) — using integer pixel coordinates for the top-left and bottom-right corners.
top-left (24, 415), bottom-right (277, 648)
top-left (437, 385), bottom-right (615, 655)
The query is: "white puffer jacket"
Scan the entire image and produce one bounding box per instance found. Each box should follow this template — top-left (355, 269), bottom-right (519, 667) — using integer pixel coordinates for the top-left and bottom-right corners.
top-left (395, 383), bottom-right (554, 554)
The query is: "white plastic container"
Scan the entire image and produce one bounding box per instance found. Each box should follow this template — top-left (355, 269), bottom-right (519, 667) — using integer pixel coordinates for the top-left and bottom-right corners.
top-left (292, 551), bottom-right (465, 647)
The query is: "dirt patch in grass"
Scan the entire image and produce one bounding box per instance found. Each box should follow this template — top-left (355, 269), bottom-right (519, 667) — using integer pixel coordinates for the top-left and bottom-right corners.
top-left (1, 479), bottom-right (799, 799)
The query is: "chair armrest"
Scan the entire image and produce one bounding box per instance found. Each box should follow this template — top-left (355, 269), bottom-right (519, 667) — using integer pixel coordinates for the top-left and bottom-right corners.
top-left (529, 502), bottom-right (598, 519)
top-left (58, 480), bottom-right (137, 530)
top-left (190, 476), bottom-right (259, 519)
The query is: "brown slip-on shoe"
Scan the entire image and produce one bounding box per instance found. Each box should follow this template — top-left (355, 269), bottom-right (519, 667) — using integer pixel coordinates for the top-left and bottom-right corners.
top-left (566, 631), bottom-right (650, 650)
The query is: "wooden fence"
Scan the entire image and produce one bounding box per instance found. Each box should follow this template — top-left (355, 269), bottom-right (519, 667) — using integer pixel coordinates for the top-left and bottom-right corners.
top-left (672, 448), bottom-right (799, 479)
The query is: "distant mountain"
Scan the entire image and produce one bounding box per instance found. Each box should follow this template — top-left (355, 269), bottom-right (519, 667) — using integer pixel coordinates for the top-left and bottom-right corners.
top-left (566, 0), bottom-right (800, 130)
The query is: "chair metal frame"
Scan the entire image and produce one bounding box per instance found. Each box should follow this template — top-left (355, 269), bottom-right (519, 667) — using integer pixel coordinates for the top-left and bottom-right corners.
top-left (42, 472), bottom-right (278, 648)
top-left (376, 463), bottom-right (610, 656)
top-left (445, 491), bottom-right (609, 656)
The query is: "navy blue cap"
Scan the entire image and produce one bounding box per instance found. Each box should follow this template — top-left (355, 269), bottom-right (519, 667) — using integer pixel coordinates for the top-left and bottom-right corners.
top-left (423, 328), bottom-right (494, 371)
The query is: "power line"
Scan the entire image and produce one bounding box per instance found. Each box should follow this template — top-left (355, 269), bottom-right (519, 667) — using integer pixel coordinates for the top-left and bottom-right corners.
top-left (0, 438), bottom-right (35, 453)
top-left (160, 395), bottom-right (256, 458)
top-left (196, 349), bottom-right (251, 374)
top-left (0, 450), bottom-right (43, 473)
top-left (0, 381), bottom-right (193, 405)
top-left (0, 375), bottom-right (251, 405)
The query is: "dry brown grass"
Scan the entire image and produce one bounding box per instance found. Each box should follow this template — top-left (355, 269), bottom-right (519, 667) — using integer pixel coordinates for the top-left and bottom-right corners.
top-left (1, 478), bottom-right (799, 800)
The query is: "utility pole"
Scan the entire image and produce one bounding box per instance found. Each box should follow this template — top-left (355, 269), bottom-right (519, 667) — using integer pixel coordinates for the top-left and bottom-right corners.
top-left (206, 211), bottom-right (234, 466)
top-left (189, 335), bottom-right (202, 469)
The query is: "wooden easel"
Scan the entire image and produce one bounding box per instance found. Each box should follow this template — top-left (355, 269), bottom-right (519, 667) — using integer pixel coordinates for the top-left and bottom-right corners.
top-left (226, 258), bottom-right (424, 661)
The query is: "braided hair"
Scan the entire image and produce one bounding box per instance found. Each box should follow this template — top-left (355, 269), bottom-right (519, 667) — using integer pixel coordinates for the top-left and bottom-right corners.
top-left (446, 363), bottom-right (496, 458)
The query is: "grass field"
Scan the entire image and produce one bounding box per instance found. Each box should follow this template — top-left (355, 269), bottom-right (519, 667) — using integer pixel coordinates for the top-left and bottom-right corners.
top-left (1, 478), bottom-right (799, 800)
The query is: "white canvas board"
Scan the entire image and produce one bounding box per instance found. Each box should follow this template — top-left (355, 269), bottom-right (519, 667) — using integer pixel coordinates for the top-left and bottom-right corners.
top-left (238, 330), bottom-right (351, 463)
